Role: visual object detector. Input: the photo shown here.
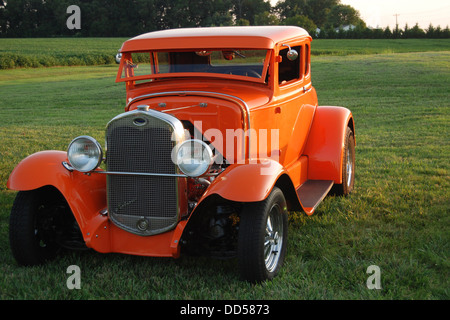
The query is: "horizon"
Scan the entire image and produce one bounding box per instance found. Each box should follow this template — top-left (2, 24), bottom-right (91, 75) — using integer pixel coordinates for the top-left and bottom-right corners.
top-left (269, 0), bottom-right (450, 29)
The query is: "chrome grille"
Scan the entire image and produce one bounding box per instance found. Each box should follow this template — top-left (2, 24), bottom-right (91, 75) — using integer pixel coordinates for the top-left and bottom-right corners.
top-left (106, 109), bottom-right (185, 236)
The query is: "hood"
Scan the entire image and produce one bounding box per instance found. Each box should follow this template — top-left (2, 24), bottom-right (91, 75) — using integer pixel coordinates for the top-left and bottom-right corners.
top-left (125, 80), bottom-right (271, 163)
top-left (126, 79), bottom-right (272, 111)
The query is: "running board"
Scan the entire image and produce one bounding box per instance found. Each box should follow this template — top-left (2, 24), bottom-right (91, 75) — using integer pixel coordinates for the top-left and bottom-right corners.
top-left (296, 180), bottom-right (334, 215)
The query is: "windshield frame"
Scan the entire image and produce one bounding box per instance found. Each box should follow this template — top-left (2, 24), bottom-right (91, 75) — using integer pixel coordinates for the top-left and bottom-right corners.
top-left (116, 49), bottom-right (272, 85)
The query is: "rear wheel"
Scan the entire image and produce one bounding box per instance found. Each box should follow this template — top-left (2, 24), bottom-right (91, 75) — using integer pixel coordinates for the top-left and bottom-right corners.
top-left (9, 187), bottom-right (73, 266)
top-left (335, 126), bottom-right (355, 196)
top-left (237, 187), bottom-right (288, 282)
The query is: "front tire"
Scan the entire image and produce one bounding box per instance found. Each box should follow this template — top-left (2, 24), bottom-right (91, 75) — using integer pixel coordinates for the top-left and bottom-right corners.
top-left (9, 187), bottom-right (70, 266)
top-left (237, 187), bottom-right (288, 282)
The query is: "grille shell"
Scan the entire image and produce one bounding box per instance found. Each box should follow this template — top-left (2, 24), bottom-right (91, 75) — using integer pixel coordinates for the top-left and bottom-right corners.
top-left (106, 109), bottom-right (186, 236)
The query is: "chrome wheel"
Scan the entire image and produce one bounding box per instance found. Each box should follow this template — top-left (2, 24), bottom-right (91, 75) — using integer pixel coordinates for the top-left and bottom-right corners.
top-left (346, 143), bottom-right (353, 188)
top-left (335, 126), bottom-right (355, 196)
top-left (238, 187), bottom-right (288, 282)
top-left (264, 204), bottom-right (283, 273)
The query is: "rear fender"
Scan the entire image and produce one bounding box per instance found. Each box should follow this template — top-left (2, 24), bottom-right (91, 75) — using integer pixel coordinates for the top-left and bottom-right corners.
top-left (7, 151), bottom-right (107, 238)
top-left (303, 106), bottom-right (355, 183)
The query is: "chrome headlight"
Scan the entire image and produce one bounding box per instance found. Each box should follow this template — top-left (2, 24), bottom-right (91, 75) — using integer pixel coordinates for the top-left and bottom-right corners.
top-left (67, 136), bottom-right (103, 172)
top-left (173, 139), bottom-right (213, 177)
top-left (115, 52), bottom-right (122, 64)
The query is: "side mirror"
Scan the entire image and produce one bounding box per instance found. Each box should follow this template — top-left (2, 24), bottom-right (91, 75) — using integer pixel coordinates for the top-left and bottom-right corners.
top-left (282, 44), bottom-right (298, 61)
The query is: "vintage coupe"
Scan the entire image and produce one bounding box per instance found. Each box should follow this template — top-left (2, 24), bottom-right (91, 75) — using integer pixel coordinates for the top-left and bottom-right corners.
top-left (8, 26), bottom-right (355, 282)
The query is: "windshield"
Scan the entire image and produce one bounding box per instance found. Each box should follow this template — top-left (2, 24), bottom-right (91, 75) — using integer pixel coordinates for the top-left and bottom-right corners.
top-left (117, 49), bottom-right (270, 84)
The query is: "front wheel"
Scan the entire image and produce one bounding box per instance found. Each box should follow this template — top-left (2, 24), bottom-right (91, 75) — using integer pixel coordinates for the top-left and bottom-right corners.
top-left (237, 187), bottom-right (288, 282)
top-left (9, 187), bottom-right (71, 266)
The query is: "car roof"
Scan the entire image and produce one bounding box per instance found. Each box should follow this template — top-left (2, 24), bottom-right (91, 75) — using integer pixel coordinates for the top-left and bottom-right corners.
top-left (120, 26), bottom-right (310, 52)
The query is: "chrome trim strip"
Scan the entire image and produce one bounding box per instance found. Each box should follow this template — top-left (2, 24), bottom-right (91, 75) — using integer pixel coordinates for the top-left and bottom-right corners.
top-left (303, 82), bottom-right (312, 93)
top-left (97, 171), bottom-right (187, 177)
top-left (106, 107), bottom-right (186, 142)
top-left (126, 91), bottom-right (251, 158)
top-left (93, 170), bottom-right (219, 178)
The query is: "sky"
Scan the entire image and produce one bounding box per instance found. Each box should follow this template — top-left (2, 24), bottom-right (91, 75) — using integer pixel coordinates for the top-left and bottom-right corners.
top-left (340, 0), bottom-right (450, 29)
top-left (270, 0), bottom-right (450, 29)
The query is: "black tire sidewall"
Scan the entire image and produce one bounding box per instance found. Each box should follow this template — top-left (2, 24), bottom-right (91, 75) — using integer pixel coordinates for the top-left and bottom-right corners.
top-left (238, 187), bottom-right (288, 282)
top-left (9, 189), bottom-right (60, 266)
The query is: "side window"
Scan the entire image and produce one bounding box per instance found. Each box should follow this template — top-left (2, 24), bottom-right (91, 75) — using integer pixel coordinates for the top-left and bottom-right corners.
top-left (278, 46), bottom-right (301, 85)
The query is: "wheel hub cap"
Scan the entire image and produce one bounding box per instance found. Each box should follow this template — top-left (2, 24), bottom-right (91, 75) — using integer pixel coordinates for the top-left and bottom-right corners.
top-left (264, 205), bottom-right (283, 273)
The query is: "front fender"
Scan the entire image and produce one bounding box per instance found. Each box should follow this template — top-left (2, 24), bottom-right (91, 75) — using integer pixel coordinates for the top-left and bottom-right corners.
top-left (7, 151), bottom-right (72, 191)
top-left (200, 159), bottom-right (286, 203)
top-left (7, 151), bottom-right (107, 237)
top-left (6, 151), bottom-right (184, 257)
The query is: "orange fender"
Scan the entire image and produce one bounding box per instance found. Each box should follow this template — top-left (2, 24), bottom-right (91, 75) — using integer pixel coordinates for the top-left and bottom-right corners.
top-left (303, 106), bottom-right (355, 183)
top-left (7, 151), bottom-right (107, 245)
top-left (199, 159), bottom-right (287, 203)
top-left (7, 151), bottom-right (190, 258)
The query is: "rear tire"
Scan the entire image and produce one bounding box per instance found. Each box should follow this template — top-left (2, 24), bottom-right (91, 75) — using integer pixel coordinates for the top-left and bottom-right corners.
top-left (335, 126), bottom-right (355, 196)
top-left (237, 187), bottom-right (288, 282)
top-left (9, 188), bottom-right (69, 266)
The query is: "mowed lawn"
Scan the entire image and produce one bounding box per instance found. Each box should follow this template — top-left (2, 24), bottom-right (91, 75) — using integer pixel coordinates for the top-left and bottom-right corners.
top-left (1, 37), bottom-right (449, 68)
top-left (0, 40), bottom-right (449, 299)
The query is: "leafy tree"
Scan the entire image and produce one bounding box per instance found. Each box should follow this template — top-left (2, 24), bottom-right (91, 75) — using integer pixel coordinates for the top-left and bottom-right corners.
top-left (393, 23), bottom-right (401, 39)
top-left (305, 0), bottom-right (339, 28)
top-left (200, 0), bottom-right (234, 26)
top-left (282, 14), bottom-right (316, 35)
top-left (325, 4), bottom-right (365, 29)
top-left (236, 18), bottom-right (250, 26)
top-left (402, 23), bottom-right (409, 38)
top-left (1, 0), bottom-right (448, 39)
top-left (442, 26), bottom-right (450, 38)
top-left (0, 1), bottom-right (5, 35)
top-left (154, 0), bottom-right (233, 30)
top-left (231, 0), bottom-right (271, 25)
top-left (407, 23), bottom-right (425, 38)
top-left (383, 26), bottom-right (393, 39)
top-left (0, 0), bottom-right (51, 37)
top-left (274, 0), bottom-right (308, 20)
top-left (367, 28), bottom-right (383, 39)
top-left (254, 11), bottom-right (280, 25)
top-left (276, 0), bottom-right (340, 29)
top-left (426, 23), bottom-right (436, 38)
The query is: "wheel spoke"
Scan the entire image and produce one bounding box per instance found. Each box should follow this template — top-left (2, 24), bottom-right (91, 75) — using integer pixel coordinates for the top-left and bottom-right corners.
top-left (264, 205), bottom-right (284, 273)
top-left (345, 135), bottom-right (354, 188)
top-left (264, 243), bottom-right (271, 258)
top-left (266, 217), bottom-right (273, 234)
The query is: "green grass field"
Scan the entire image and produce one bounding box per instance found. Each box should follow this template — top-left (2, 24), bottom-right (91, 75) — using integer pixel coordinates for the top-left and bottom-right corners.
top-left (0, 39), bottom-right (449, 300)
top-left (0, 38), bottom-right (124, 68)
top-left (1, 37), bottom-right (449, 68)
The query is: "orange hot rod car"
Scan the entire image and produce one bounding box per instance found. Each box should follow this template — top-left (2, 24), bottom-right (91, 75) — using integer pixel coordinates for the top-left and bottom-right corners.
top-left (7, 26), bottom-right (355, 282)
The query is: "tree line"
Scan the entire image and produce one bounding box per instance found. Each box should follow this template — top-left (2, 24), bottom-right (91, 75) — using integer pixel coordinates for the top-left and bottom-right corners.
top-left (0, 0), bottom-right (448, 38)
top-left (315, 23), bottom-right (450, 39)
